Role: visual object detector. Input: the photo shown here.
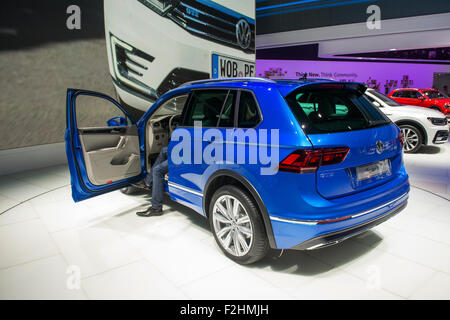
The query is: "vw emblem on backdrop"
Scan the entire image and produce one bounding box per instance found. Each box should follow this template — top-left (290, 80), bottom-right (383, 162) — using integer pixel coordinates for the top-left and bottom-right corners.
top-left (236, 19), bottom-right (251, 50)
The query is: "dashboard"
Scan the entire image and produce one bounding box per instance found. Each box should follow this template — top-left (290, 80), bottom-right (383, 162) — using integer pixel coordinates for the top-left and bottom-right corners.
top-left (147, 114), bottom-right (182, 155)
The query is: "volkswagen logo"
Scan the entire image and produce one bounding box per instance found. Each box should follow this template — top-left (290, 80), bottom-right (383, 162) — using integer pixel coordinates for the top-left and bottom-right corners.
top-left (376, 140), bottom-right (384, 154)
top-left (236, 19), bottom-right (251, 50)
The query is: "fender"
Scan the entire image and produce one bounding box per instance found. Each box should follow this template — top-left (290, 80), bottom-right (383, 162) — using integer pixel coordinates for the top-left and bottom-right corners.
top-left (203, 169), bottom-right (277, 248)
top-left (394, 119), bottom-right (428, 145)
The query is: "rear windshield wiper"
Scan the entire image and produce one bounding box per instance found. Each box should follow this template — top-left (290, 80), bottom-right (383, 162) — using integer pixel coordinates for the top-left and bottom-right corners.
top-left (367, 120), bottom-right (389, 128)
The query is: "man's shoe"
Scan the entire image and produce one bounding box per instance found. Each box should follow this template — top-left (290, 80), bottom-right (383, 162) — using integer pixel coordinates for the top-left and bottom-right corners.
top-left (136, 207), bottom-right (163, 217)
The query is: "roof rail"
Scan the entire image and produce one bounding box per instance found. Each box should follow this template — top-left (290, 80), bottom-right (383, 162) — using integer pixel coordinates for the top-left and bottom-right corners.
top-left (179, 77), bottom-right (276, 87)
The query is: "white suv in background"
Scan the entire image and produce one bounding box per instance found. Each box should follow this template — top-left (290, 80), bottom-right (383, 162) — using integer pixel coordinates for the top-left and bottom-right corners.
top-left (104, 0), bottom-right (255, 118)
top-left (365, 89), bottom-right (449, 153)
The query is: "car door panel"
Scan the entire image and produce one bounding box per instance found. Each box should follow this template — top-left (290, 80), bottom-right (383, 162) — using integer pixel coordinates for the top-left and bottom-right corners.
top-left (392, 92), bottom-right (409, 105)
top-left (78, 126), bottom-right (141, 185)
top-left (167, 89), bottom-right (232, 214)
top-left (167, 126), bottom-right (206, 215)
top-left (66, 89), bottom-right (144, 202)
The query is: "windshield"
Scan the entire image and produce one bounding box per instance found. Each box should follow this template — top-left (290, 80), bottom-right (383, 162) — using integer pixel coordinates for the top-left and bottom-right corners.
top-left (421, 90), bottom-right (449, 99)
top-left (152, 94), bottom-right (188, 117)
top-left (285, 89), bottom-right (391, 134)
top-left (368, 90), bottom-right (402, 107)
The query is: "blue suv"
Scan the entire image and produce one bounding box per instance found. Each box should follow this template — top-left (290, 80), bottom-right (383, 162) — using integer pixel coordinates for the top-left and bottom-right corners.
top-left (66, 78), bottom-right (409, 264)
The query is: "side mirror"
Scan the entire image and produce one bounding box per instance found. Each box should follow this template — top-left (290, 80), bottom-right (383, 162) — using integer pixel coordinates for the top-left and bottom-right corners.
top-left (107, 116), bottom-right (127, 127)
top-left (418, 96), bottom-right (425, 101)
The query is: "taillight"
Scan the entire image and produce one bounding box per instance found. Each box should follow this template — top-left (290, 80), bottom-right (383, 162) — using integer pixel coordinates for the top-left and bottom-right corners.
top-left (398, 133), bottom-right (405, 148)
top-left (279, 147), bottom-right (349, 173)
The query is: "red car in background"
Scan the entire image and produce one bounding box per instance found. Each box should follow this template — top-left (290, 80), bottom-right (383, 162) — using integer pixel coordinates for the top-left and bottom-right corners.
top-left (389, 88), bottom-right (450, 118)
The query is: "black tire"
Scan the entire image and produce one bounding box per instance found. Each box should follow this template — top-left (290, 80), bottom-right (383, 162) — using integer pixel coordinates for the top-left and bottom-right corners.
top-left (399, 124), bottom-right (423, 153)
top-left (120, 186), bottom-right (140, 195)
top-left (209, 185), bottom-right (269, 264)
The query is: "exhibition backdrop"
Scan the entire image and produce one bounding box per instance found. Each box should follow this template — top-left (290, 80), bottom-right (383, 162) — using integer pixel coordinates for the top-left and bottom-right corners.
top-left (0, 0), bottom-right (113, 151)
top-left (256, 59), bottom-right (450, 94)
top-left (1, 1), bottom-right (448, 152)
top-left (0, 0), bottom-right (255, 152)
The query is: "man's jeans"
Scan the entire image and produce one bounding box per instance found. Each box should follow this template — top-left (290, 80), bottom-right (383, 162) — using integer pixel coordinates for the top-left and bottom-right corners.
top-left (144, 147), bottom-right (168, 209)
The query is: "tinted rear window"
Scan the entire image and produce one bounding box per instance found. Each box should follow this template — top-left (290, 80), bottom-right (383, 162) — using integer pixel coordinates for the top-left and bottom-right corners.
top-left (367, 90), bottom-right (401, 107)
top-left (422, 90), bottom-right (448, 99)
top-left (238, 91), bottom-right (261, 128)
top-left (285, 89), bottom-right (391, 134)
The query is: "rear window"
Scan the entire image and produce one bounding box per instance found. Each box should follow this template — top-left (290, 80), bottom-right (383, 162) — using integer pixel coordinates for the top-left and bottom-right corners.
top-left (405, 91), bottom-right (422, 99)
top-left (238, 91), bottom-right (261, 128)
top-left (422, 90), bottom-right (448, 99)
top-left (285, 89), bottom-right (391, 134)
top-left (367, 90), bottom-right (402, 107)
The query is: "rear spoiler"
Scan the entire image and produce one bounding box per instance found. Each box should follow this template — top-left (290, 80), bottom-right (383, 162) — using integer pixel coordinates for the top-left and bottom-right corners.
top-left (282, 82), bottom-right (367, 97)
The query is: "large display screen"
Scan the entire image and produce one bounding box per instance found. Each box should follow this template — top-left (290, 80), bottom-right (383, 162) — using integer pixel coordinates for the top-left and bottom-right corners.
top-left (256, 0), bottom-right (450, 35)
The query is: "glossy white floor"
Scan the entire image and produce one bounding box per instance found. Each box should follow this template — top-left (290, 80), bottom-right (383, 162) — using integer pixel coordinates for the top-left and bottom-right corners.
top-left (0, 143), bottom-right (449, 300)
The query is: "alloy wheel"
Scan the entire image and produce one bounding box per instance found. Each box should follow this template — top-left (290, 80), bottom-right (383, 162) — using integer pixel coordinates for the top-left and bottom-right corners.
top-left (212, 195), bottom-right (253, 257)
top-left (401, 127), bottom-right (419, 152)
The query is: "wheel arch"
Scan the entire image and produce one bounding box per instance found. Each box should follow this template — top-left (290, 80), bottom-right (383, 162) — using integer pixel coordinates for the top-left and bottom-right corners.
top-left (395, 119), bottom-right (428, 145)
top-left (429, 105), bottom-right (441, 111)
top-left (203, 170), bottom-right (277, 248)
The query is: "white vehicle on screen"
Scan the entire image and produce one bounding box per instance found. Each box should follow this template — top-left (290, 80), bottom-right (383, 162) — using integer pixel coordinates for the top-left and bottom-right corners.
top-left (365, 88), bottom-right (449, 153)
top-left (104, 0), bottom-right (256, 116)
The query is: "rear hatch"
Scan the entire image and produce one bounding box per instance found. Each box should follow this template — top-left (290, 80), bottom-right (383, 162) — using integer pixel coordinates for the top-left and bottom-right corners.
top-left (284, 82), bottom-right (403, 199)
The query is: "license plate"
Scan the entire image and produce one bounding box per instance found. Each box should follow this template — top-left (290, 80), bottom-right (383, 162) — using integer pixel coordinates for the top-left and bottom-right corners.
top-left (212, 54), bottom-right (255, 78)
top-left (356, 159), bottom-right (391, 181)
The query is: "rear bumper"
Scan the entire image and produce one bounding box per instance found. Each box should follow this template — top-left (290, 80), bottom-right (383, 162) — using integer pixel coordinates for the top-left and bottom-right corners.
top-left (291, 197), bottom-right (407, 250)
top-left (269, 181), bottom-right (409, 249)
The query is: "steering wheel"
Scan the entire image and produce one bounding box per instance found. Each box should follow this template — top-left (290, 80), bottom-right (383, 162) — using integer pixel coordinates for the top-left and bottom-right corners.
top-left (169, 114), bottom-right (182, 134)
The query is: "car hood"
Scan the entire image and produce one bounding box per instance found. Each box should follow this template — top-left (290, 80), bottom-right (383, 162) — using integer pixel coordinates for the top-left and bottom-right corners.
top-left (387, 105), bottom-right (445, 117)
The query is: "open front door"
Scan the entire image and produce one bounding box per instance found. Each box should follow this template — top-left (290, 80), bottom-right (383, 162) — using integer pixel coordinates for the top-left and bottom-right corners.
top-left (65, 89), bottom-right (143, 202)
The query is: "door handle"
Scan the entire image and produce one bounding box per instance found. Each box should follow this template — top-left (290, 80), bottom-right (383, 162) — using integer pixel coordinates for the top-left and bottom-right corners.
top-left (110, 129), bottom-right (122, 134)
top-left (117, 136), bottom-right (126, 149)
